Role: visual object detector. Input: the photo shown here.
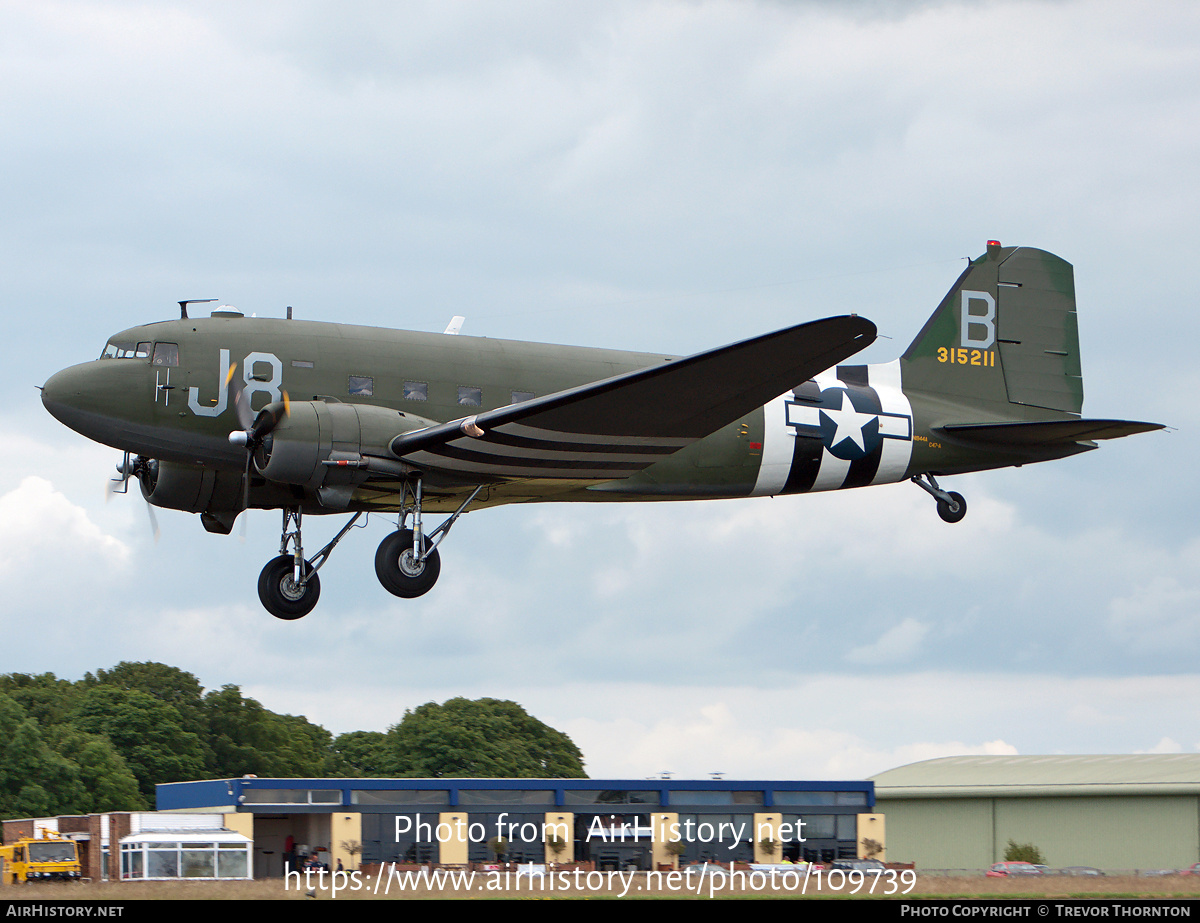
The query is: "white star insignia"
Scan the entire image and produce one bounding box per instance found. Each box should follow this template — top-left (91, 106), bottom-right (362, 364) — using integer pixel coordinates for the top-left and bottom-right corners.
top-left (821, 392), bottom-right (876, 452)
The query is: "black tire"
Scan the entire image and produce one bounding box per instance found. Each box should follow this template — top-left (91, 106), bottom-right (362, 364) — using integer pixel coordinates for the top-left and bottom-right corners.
top-left (258, 555), bottom-right (320, 619)
top-left (375, 529), bottom-right (441, 598)
top-left (936, 491), bottom-right (967, 524)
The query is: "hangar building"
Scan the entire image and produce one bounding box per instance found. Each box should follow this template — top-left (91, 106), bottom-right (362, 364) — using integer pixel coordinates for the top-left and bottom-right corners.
top-left (871, 754), bottom-right (1200, 870)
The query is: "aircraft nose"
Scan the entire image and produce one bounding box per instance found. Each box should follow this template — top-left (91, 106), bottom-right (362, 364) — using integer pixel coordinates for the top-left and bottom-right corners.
top-left (41, 365), bottom-right (87, 426)
top-left (41, 361), bottom-right (126, 443)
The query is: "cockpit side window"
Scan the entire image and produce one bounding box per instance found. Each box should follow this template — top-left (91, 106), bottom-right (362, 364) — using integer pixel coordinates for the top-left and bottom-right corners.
top-left (152, 343), bottom-right (179, 367)
top-left (100, 341), bottom-right (149, 360)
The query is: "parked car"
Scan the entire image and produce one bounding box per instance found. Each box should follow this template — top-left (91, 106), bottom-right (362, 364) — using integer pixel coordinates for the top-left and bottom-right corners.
top-left (986, 861), bottom-right (1043, 877)
top-left (1058, 867), bottom-right (1105, 877)
top-left (1179, 863), bottom-right (1200, 876)
top-left (828, 858), bottom-right (887, 874)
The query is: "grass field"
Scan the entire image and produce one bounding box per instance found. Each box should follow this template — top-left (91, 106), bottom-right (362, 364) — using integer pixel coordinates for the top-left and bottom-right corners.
top-left (6, 872), bottom-right (1200, 900)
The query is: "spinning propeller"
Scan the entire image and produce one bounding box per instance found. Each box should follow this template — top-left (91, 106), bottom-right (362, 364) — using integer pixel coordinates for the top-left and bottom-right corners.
top-left (108, 453), bottom-right (160, 541)
top-left (225, 363), bottom-right (290, 528)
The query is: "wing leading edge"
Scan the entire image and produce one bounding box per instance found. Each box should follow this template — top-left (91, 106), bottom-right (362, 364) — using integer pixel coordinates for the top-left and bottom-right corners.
top-left (390, 315), bottom-right (876, 480)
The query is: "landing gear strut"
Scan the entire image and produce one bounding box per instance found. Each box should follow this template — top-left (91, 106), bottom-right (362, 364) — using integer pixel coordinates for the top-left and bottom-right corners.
top-left (911, 473), bottom-right (967, 523)
top-left (375, 480), bottom-right (483, 599)
top-left (257, 508), bottom-right (365, 619)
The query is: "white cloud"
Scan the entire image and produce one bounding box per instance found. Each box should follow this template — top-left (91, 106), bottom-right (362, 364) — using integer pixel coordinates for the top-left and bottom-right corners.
top-left (1139, 737), bottom-right (1184, 755)
top-left (1108, 541), bottom-right (1200, 652)
top-left (0, 476), bottom-right (129, 576)
top-left (4, 0), bottom-right (1199, 781)
top-left (846, 618), bottom-right (931, 665)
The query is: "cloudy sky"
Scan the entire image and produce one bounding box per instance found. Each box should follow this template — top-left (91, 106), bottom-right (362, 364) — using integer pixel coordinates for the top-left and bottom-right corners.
top-left (4, 0), bottom-right (1199, 782)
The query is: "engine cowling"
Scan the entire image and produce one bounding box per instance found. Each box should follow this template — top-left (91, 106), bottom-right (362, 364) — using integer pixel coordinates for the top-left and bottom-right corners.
top-left (255, 401), bottom-right (431, 489)
top-left (139, 458), bottom-right (242, 514)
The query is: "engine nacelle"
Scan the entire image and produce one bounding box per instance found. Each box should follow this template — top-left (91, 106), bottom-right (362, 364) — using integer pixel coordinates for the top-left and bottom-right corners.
top-left (139, 458), bottom-right (242, 514)
top-left (255, 401), bottom-right (431, 490)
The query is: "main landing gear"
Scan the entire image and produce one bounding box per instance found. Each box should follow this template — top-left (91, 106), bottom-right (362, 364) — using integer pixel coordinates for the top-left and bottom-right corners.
top-left (374, 481), bottom-right (483, 599)
top-left (911, 473), bottom-right (967, 523)
top-left (257, 508), bottom-right (365, 620)
top-left (255, 479), bottom-right (484, 619)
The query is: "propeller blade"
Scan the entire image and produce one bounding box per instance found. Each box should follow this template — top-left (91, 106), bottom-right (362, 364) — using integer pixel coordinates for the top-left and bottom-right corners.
top-left (226, 382), bottom-right (289, 533)
top-left (250, 399), bottom-right (290, 441)
top-left (145, 499), bottom-right (161, 542)
top-left (242, 449), bottom-right (253, 513)
top-left (107, 452), bottom-right (134, 501)
top-left (227, 362), bottom-right (255, 432)
top-left (106, 453), bottom-right (161, 541)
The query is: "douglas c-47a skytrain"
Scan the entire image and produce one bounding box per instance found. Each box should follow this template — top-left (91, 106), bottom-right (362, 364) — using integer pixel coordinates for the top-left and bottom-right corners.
top-left (42, 243), bottom-right (1162, 619)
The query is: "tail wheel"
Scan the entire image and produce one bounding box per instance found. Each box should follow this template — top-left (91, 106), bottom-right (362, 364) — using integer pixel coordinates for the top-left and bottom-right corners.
top-left (258, 555), bottom-right (320, 619)
top-left (375, 529), bottom-right (441, 598)
top-left (936, 492), bottom-right (967, 524)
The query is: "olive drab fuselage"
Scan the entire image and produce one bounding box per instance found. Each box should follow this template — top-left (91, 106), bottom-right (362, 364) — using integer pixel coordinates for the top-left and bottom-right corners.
top-left (41, 244), bottom-right (1162, 618)
top-left (43, 318), bottom-right (926, 513)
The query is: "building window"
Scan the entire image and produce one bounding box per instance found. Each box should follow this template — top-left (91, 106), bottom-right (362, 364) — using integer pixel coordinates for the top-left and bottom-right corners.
top-left (119, 838), bottom-right (251, 880)
top-left (352, 790), bottom-right (449, 806)
top-left (563, 790), bottom-right (659, 805)
top-left (241, 789), bottom-right (342, 805)
top-left (456, 789), bottom-right (554, 805)
top-left (668, 790), bottom-right (762, 806)
top-left (774, 791), bottom-right (836, 806)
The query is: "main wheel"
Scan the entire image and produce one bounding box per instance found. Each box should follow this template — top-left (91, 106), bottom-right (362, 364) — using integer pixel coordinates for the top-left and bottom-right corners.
top-left (258, 555), bottom-right (321, 619)
top-left (936, 491), bottom-right (967, 523)
top-left (375, 529), bottom-right (441, 598)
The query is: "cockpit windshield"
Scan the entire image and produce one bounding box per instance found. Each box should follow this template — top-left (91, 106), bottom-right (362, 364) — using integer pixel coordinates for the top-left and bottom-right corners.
top-left (99, 341), bottom-right (152, 360)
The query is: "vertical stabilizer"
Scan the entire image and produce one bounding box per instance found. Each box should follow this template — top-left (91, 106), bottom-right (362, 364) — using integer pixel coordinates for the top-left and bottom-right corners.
top-left (902, 243), bottom-right (1083, 417)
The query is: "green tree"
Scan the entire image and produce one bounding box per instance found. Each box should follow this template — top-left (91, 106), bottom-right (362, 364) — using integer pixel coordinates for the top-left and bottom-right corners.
top-left (72, 685), bottom-right (207, 803)
top-left (47, 727), bottom-right (146, 813)
top-left (82, 662), bottom-right (208, 736)
top-left (204, 685), bottom-right (279, 778)
top-left (204, 685), bottom-right (333, 778)
top-left (1004, 839), bottom-right (1045, 864)
top-left (0, 672), bottom-right (79, 728)
top-left (0, 693), bottom-right (88, 819)
top-left (385, 698), bottom-right (585, 778)
top-left (267, 713), bottom-right (335, 777)
top-left (331, 731), bottom-right (392, 777)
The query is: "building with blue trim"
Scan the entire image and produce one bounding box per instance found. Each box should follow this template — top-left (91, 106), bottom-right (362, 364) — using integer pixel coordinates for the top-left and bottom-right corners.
top-left (157, 777), bottom-right (880, 875)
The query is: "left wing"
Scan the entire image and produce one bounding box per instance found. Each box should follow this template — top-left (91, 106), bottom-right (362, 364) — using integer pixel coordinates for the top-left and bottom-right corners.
top-left (390, 315), bottom-right (875, 480)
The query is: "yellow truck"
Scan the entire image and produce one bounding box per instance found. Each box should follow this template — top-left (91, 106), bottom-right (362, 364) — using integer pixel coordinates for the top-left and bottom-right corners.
top-left (0, 829), bottom-right (82, 884)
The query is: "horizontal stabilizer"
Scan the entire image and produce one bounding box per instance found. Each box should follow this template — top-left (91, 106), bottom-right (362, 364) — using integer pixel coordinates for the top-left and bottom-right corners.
top-left (939, 419), bottom-right (1164, 447)
top-left (391, 315), bottom-right (875, 480)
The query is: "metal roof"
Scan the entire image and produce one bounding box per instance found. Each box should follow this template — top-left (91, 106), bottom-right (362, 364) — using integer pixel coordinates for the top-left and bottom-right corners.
top-left (155, 777), bottom-right (875, 811)
top-left (120, 830), bottom-right (249, 845)
top-left (870, 754), bottom-right (1200, 799)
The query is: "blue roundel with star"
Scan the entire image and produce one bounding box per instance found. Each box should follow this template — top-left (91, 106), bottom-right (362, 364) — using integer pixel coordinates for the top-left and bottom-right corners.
top-left (817, 388), bottom-right (883, 460)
